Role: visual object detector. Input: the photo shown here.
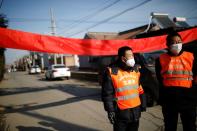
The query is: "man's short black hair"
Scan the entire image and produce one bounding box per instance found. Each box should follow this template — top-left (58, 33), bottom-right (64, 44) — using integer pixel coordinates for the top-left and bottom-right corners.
top-left (118, 46), bottom-right (132, 57)
top-left (166, 31), bottom-right (182, 46)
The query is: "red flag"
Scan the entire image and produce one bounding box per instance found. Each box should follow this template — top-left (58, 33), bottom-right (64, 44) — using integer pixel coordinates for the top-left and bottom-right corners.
top-left (0, 27), bottom-right (196, 56)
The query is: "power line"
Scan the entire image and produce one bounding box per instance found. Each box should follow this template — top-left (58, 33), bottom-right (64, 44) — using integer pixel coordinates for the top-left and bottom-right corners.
top-left (7, 17), bottom-right (146, 24)
top-left (67, 0), bottom-right (151, 37)
top-left (0, 0), bottom-right (4, 9)
top-left (57, 19), bottom-right (146, 24)
top-left (7, 17), bottom-right (147, 26)
top-left (57, 0), bottom-right (112, 26)
top-left (7, 18), bottom-right (50, 22)
top-left (57, 0), bottom-right (116, 33)
top-left (57, 0), bottom-right (121, 35)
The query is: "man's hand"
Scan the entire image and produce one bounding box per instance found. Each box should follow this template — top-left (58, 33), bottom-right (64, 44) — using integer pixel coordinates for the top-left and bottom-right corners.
top-left (107, 112), bottom-right (116, 124)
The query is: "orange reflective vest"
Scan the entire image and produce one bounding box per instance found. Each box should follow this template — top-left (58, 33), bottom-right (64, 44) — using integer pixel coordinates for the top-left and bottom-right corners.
top-left (159, 51), bottom-right (194, 88)
top-left (109, 68), bottom-right (144, 110)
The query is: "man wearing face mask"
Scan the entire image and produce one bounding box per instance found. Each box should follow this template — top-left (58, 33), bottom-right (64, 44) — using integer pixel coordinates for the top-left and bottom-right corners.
top-left (155, 31), bottom-right (197, 131)
top-left (102, 46), bottom-right (146, 131)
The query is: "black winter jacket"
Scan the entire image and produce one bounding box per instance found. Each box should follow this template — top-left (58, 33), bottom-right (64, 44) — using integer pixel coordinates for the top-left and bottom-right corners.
top-left (101, 60), bottom-right (146, 121)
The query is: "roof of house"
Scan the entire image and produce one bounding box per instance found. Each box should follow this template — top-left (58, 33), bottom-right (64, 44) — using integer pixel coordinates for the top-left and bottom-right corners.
top-left (84, 24), bottom-right (159, 40)
top-left (84, 14), bottom-right (193, 40)
top-left (84, 32), bottom-right (118, 40)
top-left (136, 26), bottom-right (197, 38)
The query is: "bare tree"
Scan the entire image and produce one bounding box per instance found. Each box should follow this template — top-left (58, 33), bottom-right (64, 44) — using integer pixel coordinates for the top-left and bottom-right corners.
top-left (0, 14), bottom-right (8, 82)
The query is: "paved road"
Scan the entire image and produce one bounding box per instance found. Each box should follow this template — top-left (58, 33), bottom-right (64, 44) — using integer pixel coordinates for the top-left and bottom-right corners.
top-left (0, 71), bottom-right (186, 131)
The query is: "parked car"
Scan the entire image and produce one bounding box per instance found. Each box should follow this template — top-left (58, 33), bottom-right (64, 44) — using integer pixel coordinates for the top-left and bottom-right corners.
top-left (45, 64), bottom-right (71, 80)
top-left (29, 65), bottom-right (41, 74)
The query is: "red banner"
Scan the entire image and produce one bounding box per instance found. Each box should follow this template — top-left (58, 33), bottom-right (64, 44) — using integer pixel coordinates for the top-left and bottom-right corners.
top-left (0, 27), bottom-right (197, 56)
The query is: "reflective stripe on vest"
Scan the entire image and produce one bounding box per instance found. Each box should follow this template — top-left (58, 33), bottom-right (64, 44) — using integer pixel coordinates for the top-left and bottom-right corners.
top-left (116, 84), bottom-right (138, 92)
top-left (159, 51), bottom-right (194, 88)
top-left (163, 70), bottom-right (193, 76)
top-left (165, 77), bottom-right (193, 81)
top-left (117, 93), bottom-right (138, 100)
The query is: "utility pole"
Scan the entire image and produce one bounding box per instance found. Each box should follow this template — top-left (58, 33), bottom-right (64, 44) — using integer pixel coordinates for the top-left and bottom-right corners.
top-left (50, 8), bottom-right (57, 65)
top-left (33, 52), bottom-right (35, 66)
top-left (50, 8), bottom-right (56, 36)
top-left (50, 8), bottom-right (64, 65)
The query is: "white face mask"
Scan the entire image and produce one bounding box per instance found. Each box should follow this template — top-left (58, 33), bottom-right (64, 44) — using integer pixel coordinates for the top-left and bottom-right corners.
top-left (126, 58), bottom-right (135, 67)
top-left (170, 43), bottom-right (182, 55)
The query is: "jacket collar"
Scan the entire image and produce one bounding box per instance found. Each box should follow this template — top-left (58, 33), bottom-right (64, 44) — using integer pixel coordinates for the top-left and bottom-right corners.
top-left (167, 50), bottom-right (184, 56)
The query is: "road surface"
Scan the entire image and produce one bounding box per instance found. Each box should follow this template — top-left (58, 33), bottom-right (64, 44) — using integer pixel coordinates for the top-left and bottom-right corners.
top-left (0, 71), bottom-right (187, 131)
